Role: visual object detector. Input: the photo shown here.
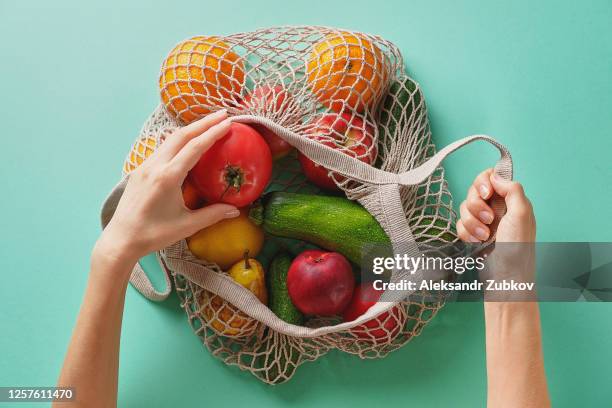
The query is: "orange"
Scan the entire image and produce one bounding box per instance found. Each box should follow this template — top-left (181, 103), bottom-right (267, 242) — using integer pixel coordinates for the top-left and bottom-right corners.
top-left (306, 32), bottom-right (386, 112)
top-left (123, 136), bottom-right (157, 173)
top-left (159, 36), bottom-right (245, 124)
top-left (181, 179), bottom-right (204, 210)
top-left (198, 292), bottom-right (257, 338)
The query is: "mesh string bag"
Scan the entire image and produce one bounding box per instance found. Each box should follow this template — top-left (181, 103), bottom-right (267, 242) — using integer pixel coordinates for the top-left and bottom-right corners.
top-left (101, 26), bottom-right (513, 384)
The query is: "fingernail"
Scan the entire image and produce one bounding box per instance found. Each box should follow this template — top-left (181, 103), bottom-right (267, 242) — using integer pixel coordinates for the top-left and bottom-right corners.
top-left (479, 185), bottom-right (489, 199)
top-left (199, 110), bottom-right (226, 122)
top-left (479, 211), bottom-right (494, 224)
top-left (212, 118), bottom-right (232, 131)
top-left (224, 208), bottom-right (240, 218)
top-left (474, 227), bottom-right (489, 240)
top-left (468, 234), bottom-right (481, 243)
top-left (211, 109), bottom-right (227, 117)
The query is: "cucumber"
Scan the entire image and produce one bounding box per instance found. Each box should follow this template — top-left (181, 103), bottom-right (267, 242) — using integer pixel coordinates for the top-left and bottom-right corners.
top-left (250, 192), bottom-right (456, 266)
top-left (379, 76), bottom-right (423, 139)
top-left (268, 253), bottom-right (303, 325)
top-left (250, 192), bottom-right (389, 265)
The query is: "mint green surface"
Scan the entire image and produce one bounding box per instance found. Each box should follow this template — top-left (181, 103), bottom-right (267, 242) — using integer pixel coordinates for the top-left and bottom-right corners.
top-left (1, 1), bottom-right (611, 407)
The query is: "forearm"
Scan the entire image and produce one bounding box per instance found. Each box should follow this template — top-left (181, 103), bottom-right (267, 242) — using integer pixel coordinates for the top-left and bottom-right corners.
top-left (55, 243), bottom-right (135, 408)
top-left (53, 112), bottom-right (234, 407)
top-left (484, 302), bottom-right (550, 408)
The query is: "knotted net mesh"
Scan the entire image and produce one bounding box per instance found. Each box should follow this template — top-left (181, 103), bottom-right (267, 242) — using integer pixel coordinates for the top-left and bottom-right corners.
top-left (122, 26), bottom-right (457, 384)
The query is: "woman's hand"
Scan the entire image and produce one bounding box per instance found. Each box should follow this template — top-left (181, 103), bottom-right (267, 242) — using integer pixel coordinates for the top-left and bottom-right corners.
top-left (57, 110), bottom-right (243, 408)
top-left (457, 168), bottom-right (536, 243)
top-left (95, 109), bottom-right (239, 269)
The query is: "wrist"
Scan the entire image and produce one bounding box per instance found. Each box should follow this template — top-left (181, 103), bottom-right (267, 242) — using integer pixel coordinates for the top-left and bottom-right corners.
top-left (484, 301), bottom-right (540, 326)
top-left (93, 231), bottom-right (141, 275)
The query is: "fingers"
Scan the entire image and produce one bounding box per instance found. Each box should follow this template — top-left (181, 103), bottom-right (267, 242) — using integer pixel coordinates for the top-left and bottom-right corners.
top-left (155, 109), bottom-right (228, 161)
top-left (490, 173), bottom-right (533, 220)
top-left (466, 185), bottom-right (495, 224)
top-left (474, 168), bottom-right (494, 200)
top-left (184, 203), bottom-right (240, 232)
top-left (169, 118), bottom-right (232, 177)
top-left (456, 169), bottom-right (497, 243)
top-left (458, 169), bottom-right (535, 244)
top-left (457, 220), bottom-right (480, 243)
top-left (459, 200), bottom-right (490, 241)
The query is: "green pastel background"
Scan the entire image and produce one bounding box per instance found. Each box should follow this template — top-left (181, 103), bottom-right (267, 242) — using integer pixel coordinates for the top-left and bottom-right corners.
top-left (1, 0), bottom-right (611, 406)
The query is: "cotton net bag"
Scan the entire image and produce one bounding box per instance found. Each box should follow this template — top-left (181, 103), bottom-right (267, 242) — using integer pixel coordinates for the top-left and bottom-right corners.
top-left (101, 26), bottom-right (513, 384)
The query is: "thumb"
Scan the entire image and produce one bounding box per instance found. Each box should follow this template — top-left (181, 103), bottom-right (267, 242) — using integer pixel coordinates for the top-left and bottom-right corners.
top-left (189, 203), bottom-right (241, 230)
top-left (489, 173), bottom-right (531, 218)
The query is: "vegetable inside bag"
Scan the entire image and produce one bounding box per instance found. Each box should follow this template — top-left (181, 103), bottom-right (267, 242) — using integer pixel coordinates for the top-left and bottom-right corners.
top-left (101, 26), bottom-right (512, 384)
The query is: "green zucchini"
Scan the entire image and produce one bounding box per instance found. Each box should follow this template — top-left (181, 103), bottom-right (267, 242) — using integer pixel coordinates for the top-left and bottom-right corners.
top-left (268, 253), bottom-right (303, 325)
top-left (250, 192), bottom-right (455, 265)
top-left (250, 192), bottom-right (389, 265)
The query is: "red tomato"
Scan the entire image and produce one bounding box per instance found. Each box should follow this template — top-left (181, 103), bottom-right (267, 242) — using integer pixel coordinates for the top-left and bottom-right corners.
top-left (189, 122), bottom-right (272, 207)
top-left (242, 85), bottom-right (294, 160)
top-left (298, 113), bottom-right (376, 191)
top-left (342, 283), bottom-right (404, 343)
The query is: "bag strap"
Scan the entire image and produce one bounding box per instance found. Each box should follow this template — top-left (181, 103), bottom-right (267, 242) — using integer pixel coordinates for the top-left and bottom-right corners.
top-left (100, 123), bottom-right (512, 303)
top-left (236, 115), bottom-right (512, 242)
top-left (100, 176), bottom-right (172, 301)
top-left (361, 136), bottom-right (511, 306)
top-left (128, 254), bottom-right (172, 301)
top-left (233, 116), bottom-right (512, 188)
top-left (395, 134), bottom-right (512, 244)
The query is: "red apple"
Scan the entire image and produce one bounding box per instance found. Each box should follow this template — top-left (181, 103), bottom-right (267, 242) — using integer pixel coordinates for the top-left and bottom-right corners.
top-left (297, 138), bottom-right (340, 190)
top-left (298, 113), bottom-right (376, 190)
top-left (243, 84), bottom-right (287, 112)
top-left (242, 85), bottom-right (294, 160)
top-left (287, 250), bottom-right (355, 316)
top-left (342, 283), bottom-right (405, 343)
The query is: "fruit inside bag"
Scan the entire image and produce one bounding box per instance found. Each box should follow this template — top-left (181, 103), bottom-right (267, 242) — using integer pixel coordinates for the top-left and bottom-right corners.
top-left (110, 26), bottom-right (512, 385)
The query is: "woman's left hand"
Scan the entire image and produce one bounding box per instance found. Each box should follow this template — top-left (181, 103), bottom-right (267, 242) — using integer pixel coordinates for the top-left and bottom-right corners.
top-left (96, 109), bottom-right (239, 270)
